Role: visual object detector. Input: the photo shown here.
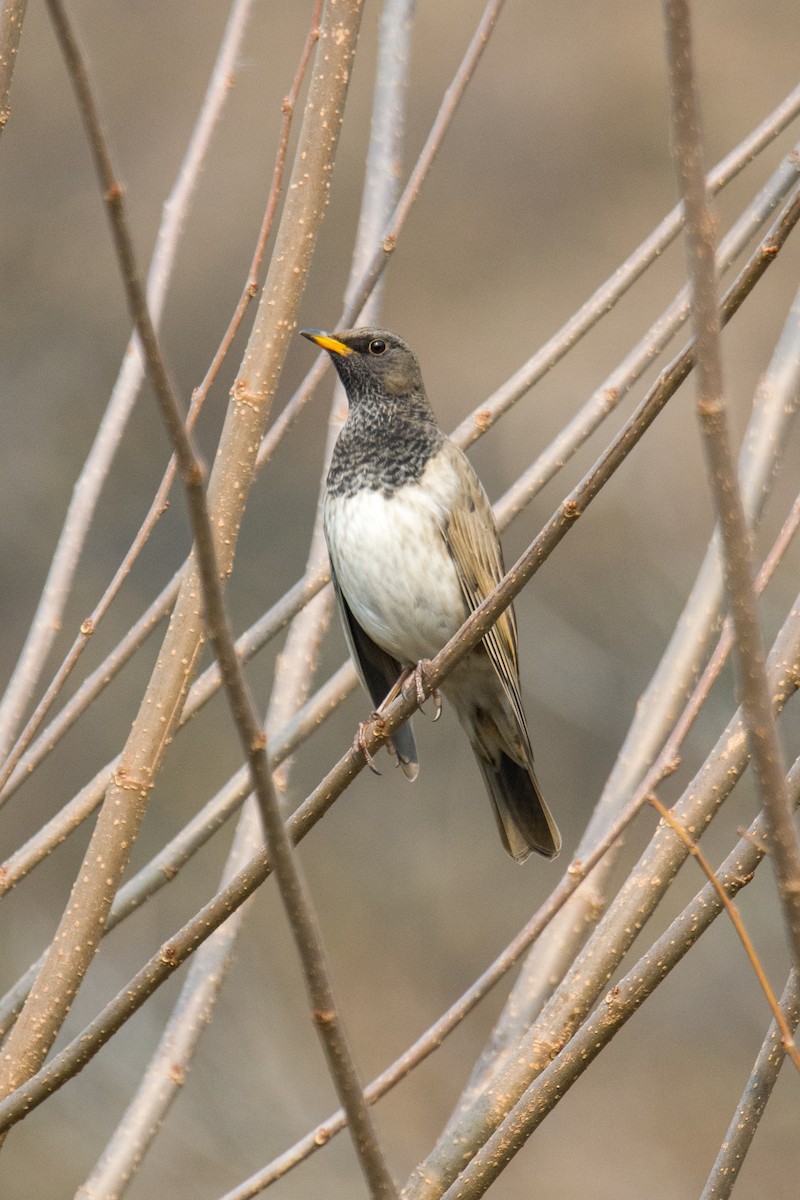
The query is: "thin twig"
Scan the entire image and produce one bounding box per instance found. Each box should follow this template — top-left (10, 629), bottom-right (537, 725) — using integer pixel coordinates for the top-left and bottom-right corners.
top-left (700, 969), bottom-right (800, 1200)
top-left (648, 794), bottom-right (800, 1067)
top-left (664, 0), bottom-right (800, 971)
top-left (0, 564), bottom-right (328, 812)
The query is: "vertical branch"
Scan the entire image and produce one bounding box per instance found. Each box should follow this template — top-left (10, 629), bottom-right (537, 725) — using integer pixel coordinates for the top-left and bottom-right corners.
top-left (662, 0), bottom-right (800, 970)
top-left (345, 0), bottom-right (415, 320)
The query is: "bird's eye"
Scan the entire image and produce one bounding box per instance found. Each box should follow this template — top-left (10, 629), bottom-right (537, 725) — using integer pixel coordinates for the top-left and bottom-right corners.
top-left (368, 339), bottom-right (387, 355)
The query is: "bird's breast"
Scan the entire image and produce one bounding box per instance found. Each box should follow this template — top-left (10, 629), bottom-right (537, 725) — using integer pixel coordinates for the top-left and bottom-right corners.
top-left (324, 459), bottom-right (468, 665)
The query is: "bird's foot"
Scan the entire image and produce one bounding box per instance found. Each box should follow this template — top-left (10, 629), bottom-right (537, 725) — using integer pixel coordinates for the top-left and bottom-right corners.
top-left (402, 659), bottom-right (442, 721)
top-left (354, 712), bottom-right (385, 775)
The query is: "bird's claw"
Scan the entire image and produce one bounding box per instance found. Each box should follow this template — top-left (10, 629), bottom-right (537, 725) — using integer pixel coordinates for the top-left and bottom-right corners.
top-left (402, 659), bottom-right (442, 721)
top-left (354, 712), bottom-right (385, 775)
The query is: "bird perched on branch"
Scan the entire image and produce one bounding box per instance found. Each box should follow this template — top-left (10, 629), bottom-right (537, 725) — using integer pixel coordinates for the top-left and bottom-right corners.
top-left (301, 327), bottom-right (561, 863)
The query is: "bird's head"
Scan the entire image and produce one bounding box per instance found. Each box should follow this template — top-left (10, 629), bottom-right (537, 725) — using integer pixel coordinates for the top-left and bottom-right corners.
top-left (300, 327), bottom-right (424, 401)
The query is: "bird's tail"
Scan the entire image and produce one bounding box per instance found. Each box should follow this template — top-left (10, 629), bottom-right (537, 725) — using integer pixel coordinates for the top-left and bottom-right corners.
top-left (457, 703), bottom-right (561, 862)
top-left (476, 748), bottom-right (560, 862)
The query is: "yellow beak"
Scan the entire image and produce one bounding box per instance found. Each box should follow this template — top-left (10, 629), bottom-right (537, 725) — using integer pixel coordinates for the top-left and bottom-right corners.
top-left (300, 329), bottom-right (354, 356)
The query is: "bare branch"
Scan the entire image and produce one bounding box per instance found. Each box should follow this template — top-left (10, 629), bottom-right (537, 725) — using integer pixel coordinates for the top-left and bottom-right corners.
top-left (0, 564), bottom-right (328, 812)
top-left (448, 81), bottom-right (800, 449)
top-left (663, 0), bottom-right (800, 969)
top-left (497, 145), bottom-right (800, 525)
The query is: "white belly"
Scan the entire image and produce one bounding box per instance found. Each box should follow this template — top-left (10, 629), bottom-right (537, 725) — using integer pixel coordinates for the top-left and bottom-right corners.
top-left (324, 479), bottom-right (467, 665)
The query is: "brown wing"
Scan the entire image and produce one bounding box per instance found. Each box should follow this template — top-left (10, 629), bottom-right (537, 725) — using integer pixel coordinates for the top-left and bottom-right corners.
top-left (439, 441), bottom-right (528, 739)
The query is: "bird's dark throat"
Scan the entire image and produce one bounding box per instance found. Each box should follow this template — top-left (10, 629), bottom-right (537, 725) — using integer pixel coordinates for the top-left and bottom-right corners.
top-left (326, 396), bottom-right (444, 499)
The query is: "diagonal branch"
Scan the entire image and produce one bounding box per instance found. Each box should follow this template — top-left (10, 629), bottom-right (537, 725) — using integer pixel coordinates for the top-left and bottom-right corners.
top-left (700, 969), bottom-right (800, 1199)
top-left (663, 0), bottom-right (800, 971)
top-left (648, 793), bottom-right (800, 1068)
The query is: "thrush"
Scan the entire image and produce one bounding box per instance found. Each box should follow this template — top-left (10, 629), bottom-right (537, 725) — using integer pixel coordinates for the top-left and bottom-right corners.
top-left (301, 326), bottom-right (561, 862)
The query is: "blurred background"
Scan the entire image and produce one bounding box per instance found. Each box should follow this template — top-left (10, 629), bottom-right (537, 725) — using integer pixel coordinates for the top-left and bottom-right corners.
top-left (1, 1), bottom-right (799, 1196)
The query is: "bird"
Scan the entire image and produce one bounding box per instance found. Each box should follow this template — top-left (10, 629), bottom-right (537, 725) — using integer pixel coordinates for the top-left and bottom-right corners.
top-left (301, 326), bottom-right (561, 863)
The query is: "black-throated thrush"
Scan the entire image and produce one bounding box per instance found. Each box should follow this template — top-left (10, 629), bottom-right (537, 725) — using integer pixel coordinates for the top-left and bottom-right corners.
top-left (302, 327), bottom-right (561, 863)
